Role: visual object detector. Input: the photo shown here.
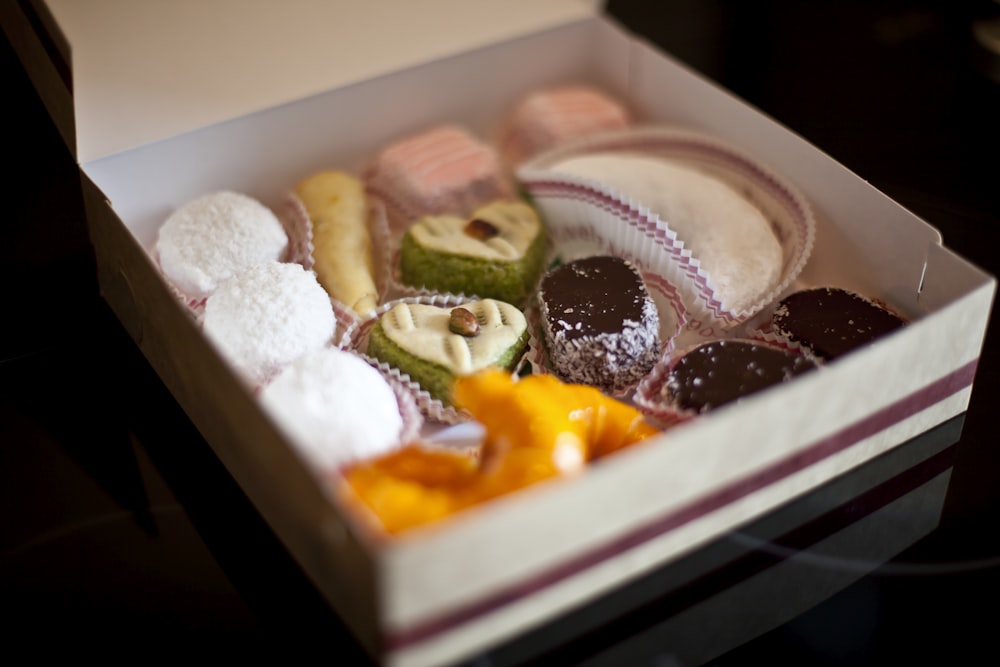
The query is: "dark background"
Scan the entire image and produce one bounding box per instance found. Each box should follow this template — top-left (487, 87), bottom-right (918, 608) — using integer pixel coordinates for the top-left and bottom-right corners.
top-left (4, 1), bottom-right (1000, 663)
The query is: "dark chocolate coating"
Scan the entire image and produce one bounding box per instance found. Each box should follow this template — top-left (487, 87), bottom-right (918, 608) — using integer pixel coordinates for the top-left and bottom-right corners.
top-left (771, 287), bottom-right (907, 360)
top-left (538, 255), bottom-right (660, 393)
top-left (540, 256), bottom-right (649, 338)
top-left (665, 339), bottom-right (817, 413)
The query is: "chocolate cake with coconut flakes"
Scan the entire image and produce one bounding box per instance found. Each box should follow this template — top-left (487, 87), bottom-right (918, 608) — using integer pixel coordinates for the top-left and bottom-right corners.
top-left (537, 255), bottom-right (660, 394)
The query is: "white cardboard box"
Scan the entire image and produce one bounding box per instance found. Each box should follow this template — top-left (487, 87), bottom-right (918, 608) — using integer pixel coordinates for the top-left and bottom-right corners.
top-left (3, 2), bottom-right (995, 666)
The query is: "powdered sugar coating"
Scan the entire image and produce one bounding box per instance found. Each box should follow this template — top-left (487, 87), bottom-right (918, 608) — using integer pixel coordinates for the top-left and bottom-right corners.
top-left (259, 347), bottom-right (405, 471)
top-left (156, 191), bottom-right (288, 299)
top-left (202, 261), bottom-right (336, 386)
top-left (548, 153), bottom-right (782, 315)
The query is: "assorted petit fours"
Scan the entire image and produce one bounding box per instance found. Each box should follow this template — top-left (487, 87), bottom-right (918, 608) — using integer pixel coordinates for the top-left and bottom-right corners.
top-left (155, 190), bottom-right (289, 303)
top-left (545, 152), bottom-right (784, 316)
top-left (343, 368), bottom-right (659, 534)
top-left (362, 124), bottom-right (513, 228)
top-left (365, 298), bottom-right (529, 407)
top-left (537, 255), bottom-right (660, 395)
top-left (770, 286), bottom-right (908, 361)
top-left (294, 170), bottom-right (381, 318)
top-left (496, 84), bottom-right (632, 167)
top-left (661, 339), bottom-right (818, 415)
top-left (398, 199), bottom-right (548, 307)
top-left (148, 84), bottom-right (920, 540)
top-left (201, 260), bottom-right (336, 387)
top-left (258, 346), bottom-right (411, 472)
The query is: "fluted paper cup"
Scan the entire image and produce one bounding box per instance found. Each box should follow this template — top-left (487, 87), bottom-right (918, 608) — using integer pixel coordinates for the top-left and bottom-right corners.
top-left (517, 125), bottom-right (816, 334)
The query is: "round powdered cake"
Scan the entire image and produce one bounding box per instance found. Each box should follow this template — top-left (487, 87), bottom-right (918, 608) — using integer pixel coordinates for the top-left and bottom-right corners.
top-left (771, 287), bottom-right (908, 361)
top-left (202, 261), bottom-right (336, 386)
top-left (663, 339), bottom-right (817, 414)
top-left (538, 255), bottom-right (660, 394)
top-left (259, 347), bottom-right (404, 470)
top-left (156, 190), bottom-right (288, 299)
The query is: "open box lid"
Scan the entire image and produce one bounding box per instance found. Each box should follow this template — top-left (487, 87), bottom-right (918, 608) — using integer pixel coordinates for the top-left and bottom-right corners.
top-left (28, 0), bottom-right (603, 164)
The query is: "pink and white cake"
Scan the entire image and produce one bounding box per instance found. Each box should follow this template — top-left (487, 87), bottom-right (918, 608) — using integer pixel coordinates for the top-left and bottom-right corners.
top-left (362, 124), bottom-right (513, 231)
top-left (496, 85), bottom-right (631, 167)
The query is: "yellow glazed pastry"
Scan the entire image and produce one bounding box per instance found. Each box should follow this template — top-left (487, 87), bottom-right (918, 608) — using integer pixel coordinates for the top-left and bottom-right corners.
top-left (295, 170), bottom-right (379, 316)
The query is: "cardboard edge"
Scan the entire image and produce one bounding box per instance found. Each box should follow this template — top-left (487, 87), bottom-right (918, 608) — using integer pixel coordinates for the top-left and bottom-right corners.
top-left (0, 0), bottom-right (76, 158)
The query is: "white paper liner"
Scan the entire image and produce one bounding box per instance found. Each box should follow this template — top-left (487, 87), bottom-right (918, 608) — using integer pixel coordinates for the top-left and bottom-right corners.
top-left (362, 352), bottom-right (425, 448)
top-left (342, 293), bottom-right (532, 425)
top-left (274, 192), bottom-right (316, 270)
top-left (517, 125), bottom-right (816, 333)
top-left (633, 332), bottom-right (822, 427)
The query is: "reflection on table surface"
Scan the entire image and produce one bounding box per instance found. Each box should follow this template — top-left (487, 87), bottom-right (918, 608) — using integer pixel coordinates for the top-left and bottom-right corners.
top-left (472, 414), bottom-right (966, 666)
top-left (4, 1), bottom-right (1000, 664)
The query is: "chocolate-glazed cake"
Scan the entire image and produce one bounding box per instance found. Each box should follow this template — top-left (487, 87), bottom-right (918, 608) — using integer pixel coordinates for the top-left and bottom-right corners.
top-left (538, 255), bottom-right (660, 394)
top-left (771, 287), bottom-right (907, 361)
top-left (664, 339), bottom-right (817, 413)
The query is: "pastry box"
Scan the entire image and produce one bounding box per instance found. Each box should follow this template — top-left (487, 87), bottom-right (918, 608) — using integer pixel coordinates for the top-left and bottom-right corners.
top-left (3, 1), bottom-right (995, 666)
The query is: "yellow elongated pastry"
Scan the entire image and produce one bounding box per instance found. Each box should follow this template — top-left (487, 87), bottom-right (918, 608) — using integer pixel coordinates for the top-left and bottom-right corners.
top-left (295, 170), bottom-right (379, 316)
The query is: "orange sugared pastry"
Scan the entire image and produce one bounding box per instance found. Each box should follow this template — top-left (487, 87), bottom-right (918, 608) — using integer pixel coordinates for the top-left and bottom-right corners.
top-left (344, 444), bottom-right (480, 534)
top-left (342, 368), bottom-right (660, 535)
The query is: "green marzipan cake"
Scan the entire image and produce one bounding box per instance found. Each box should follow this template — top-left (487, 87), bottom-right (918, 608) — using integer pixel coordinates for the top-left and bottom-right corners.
top-left (399, 200), bottom-right (547, 307)
top-left (366, 300), bottom-right (529, 405)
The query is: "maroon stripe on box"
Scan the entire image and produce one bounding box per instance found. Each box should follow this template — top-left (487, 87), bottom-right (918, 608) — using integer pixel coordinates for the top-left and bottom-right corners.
top-left (387, 359), bottom-right (978, 651)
